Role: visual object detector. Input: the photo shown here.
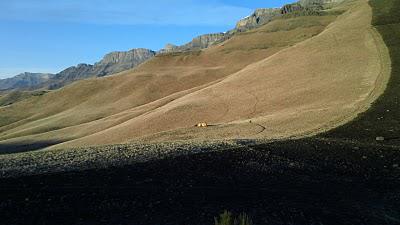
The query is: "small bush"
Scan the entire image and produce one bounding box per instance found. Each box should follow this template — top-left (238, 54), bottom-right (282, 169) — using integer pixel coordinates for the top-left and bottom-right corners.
top-left (214, 211), bottom-right (253, 225)
top-left (235, 213), bottom-right (253, 225)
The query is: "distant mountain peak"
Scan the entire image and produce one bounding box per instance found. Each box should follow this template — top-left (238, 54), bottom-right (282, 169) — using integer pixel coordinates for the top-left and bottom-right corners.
top-left (0, 48), bottom-right (156, 91)
top-left (0, 72), bottom-right (54, 91)
top-left (47, 48), bottom-right (156, 89)
top-left (98, 48), bottom-right (156, 65)
top-left (1, 0), bottom-right (345, 92)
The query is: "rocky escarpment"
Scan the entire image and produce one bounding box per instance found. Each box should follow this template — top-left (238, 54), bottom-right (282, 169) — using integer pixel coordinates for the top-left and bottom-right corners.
top-left (281, 3), bottom-right (305, 14)
top-left (48, 48), bottom-right (156, 89)
top-left (92, 48), bottom-right (156, 76)
top-left (159, 0), bottom-right (344, 54)
top-left (235, 0), bottom-right (344, 31)
top-left (0, 73), bottom-right (54, 91)
top-left (234, 8), bottom-right (282, 32)
top-left (0, 49), bottom-right (156, 91)
top-left (158, 9), bottom-right (282, 54)
top-left (300, 0), bottom-right (344, 7)
top-left (159, 33), bottom-right (230, 53)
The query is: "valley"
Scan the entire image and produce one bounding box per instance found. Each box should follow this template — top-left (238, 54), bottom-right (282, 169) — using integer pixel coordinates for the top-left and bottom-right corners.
top-left (1, 0), bottom-right (399, 224)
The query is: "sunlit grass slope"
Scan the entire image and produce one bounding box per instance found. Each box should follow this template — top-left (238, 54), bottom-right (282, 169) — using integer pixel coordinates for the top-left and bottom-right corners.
top-left (324, 0), bottom-right (400, 141)
top-left (0, 0), bottom-right (390, 150)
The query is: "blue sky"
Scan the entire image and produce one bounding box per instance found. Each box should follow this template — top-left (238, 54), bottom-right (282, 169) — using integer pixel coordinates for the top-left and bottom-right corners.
top-left (0, 0), bottom-right (294, 78)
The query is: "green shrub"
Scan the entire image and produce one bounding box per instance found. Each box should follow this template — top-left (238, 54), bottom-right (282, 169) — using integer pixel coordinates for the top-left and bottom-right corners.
top-left (214, 211), bottom-right (253, 225)
top-left (235, 213), bottom-right (253, 225)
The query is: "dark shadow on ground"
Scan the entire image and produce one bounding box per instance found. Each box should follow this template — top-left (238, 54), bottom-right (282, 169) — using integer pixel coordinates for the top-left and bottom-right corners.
top-left (0, 141), bottom-right (63, 154)
top-left (1, 138), bottom-right (399, 225)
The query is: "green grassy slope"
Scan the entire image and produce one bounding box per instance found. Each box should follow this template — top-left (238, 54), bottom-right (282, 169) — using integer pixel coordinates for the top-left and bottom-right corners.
top-left (0, 91), bottom-right (49, 107)
top-left (323, 0), bottom-right (400, 141)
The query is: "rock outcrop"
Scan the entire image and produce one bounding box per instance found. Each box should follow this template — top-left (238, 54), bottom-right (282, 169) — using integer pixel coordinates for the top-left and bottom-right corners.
top-left (281, 3), bottom-right (304, 14)
top-left (299, 0), bottom-right (344, 7)
top-left (0, 48), bottom-right (156, 91)
top-left (159, 0), bottom-right (344, 54)
top-left (234, 8), bottom-right (281, 32)
top-left (158, 7), bottom-right (282, 54)
top-left (93, 48), bottom-right (156, 76)
top-left (159, 33), bottom-right (229, 53)
top-left (0, 73), bottom-right (54, 91)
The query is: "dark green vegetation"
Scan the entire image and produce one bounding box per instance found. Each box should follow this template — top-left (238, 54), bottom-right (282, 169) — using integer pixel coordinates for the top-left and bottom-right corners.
top-left (324, 0), bottom-right (400, 141)
top-left (215, 211), bottom-right (253, 225)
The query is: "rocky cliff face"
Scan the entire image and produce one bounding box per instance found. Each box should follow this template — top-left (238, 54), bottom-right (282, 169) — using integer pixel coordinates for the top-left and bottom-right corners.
top-left (299, 0), bottom-right (344, 7)
top-left (234, 8), bottom-right (282, 32)
top-left (0, 73), bottom-right (54, 91)
top-left (237, 0), bottom-right (344, 30)
top-left (0, 49), bottom-right (156, 91)
top-left (159, 0), bottom-right (343, 54)
top-left (159, 8), bottom-right (281, 54)
top-left (183, 33), bottom-right (230, 50)
top-left (281, 3), bottom-right (304, 14)
top-left (49, 49), bottom-right (156, 89)
top-left (93, 48), bottom-right (156, 76)
top-left (159, 33), bottom-right (229, 53)
top-left (159, 9), bottom-right (282, 54)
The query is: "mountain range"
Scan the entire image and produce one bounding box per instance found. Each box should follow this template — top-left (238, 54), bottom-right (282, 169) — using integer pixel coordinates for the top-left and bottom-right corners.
top-left (2, 0), bottom-right (400, 223)
top-left (0, 72), bottom-right (54, 91)
top-left (0, 0), bottom-right (384, 151)
top-left (0, 0), bottom-right (343, 92)
top-left (0, 49), bottom-right (156, 91)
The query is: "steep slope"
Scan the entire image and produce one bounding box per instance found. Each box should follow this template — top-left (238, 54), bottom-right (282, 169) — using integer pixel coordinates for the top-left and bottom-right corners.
top-left (0, 0), bottom-right (389, 151)
top-left (323, 0), bottom-right (400, 141)
top-left (62, 0), bottom-right (388, 147)
top-left (158, 0), bottom-right (336, 54)
top-left (160, 7), bottom-right (284, 53)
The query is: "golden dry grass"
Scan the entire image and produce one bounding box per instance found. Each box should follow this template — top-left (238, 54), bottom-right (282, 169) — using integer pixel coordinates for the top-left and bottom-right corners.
top-left (0, 0), bottom-right (390, 150)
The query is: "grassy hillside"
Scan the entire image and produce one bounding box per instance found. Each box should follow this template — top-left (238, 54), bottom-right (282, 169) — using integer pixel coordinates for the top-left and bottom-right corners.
top-left (323, 0), bottom-right (400, 141)
top-left (0, 2), bottom-right (399, 224)
top-left (0, 90), bottom-right (49, 107)
top-left (0, 13), bottom-right (339, 151)
top-left (0, 0), bottom-right (391, 151)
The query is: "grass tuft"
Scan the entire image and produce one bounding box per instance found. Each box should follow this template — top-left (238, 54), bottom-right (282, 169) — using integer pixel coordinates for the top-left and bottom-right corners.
top-left (214, 211), bottom-right (253, 225)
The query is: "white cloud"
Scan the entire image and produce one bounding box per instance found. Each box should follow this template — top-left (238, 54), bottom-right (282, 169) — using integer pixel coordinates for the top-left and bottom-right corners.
top-left (0, 0), bottom-right (253, 26)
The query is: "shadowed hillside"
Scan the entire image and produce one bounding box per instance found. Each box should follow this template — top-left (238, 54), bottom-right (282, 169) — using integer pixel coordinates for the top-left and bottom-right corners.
top-left (323, 0), bottom-right (400, 143)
